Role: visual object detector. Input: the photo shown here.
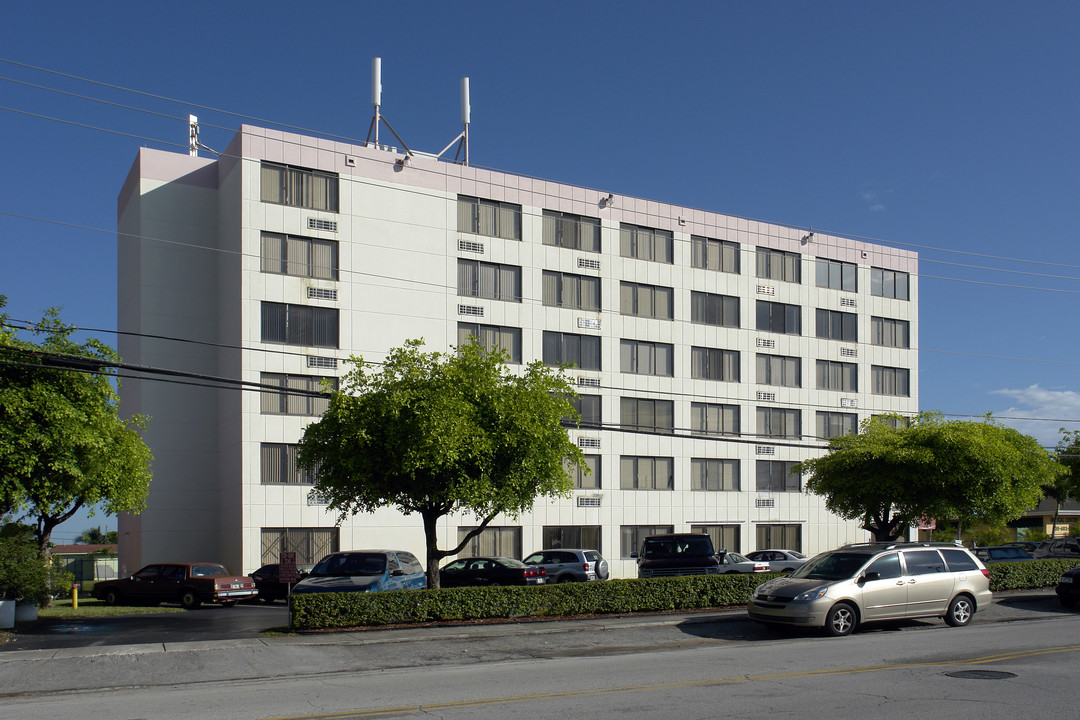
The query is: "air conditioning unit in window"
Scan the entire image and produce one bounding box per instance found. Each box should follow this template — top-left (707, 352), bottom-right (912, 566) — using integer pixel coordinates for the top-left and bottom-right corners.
top-left (578, 318), bottom-right (601, 330)
top-left (458, 304), bottom-right (484, 317)
top-left (756, 445), bottom-right (776, 455)
top-left (756, 338), bottom-right (776, 348)
top-left (578, 437), bottom-right (601, 449)
top-left (841, 347), bottom-right (858, 358)
top-left (756, 285), bottom-right (776, 296)
top-left (458, 239), bottom-right (484, 253)
top-left (756, 391), bottom-right (776, 402)
top-left (840, 398), bottom-right (858, 408)
top-left (577, 258), bottom-right (601, 271)
top-left (307, 218), bottom-right (337, 232)
top-left (840, 297), bottom-right (857, 308)
top-left (307, 356), bottom-right (338, 369)
top-left (577, 497), bottom-right (602, 508)
top-left (755, 498), bottom-right (775, 508)
top-left (577, 377), bottom-right (601, 388)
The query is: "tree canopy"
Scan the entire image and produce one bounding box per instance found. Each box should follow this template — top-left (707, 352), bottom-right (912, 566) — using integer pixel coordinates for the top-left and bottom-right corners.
top-left (794, 412), bottom-right (1064, 541)
top-left (0, 298), bottom-right (153, 556)
top-left (1046, 429), bottom-right (1080, 533)
top-left (298, 339), bottom-right (585, 588)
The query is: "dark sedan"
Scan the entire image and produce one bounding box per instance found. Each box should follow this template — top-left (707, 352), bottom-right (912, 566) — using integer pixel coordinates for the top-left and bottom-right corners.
top-left (1056, 567), bottom-right (1080, 608)
top-left (249, 563), bottom-right (313, 602)
top-left (440, 557), bottom-right (547, 588)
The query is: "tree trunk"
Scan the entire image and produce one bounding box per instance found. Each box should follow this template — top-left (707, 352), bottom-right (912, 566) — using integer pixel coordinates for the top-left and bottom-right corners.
top-left (421, 511), bottom-right (444, 590)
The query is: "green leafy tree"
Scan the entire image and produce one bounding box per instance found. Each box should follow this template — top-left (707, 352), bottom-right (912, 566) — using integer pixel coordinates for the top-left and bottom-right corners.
top-left (1047, 429), bottom-right (1080, 536)
top-left (75, 526), bottom-right (118, 545)
top-left (0, 298), bottom-right (154, 564)
top-left (795, 412), bottom-right (1064, 541)
top-left (298, 339), bottom-right (585, 589)
top-left (0, 523), bottom-right (50, 604)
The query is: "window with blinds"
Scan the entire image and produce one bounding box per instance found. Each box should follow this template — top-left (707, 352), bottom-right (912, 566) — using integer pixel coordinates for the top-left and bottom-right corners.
top-left (871, 316), bottom-right (910, 348)
top-left (260, 232), bottom-right (338, 280)
top-left (260, 527), bottom-right (339, 565)
top-left (756, 461), bottom-right (802, 493)
top-left (542, 331), bottom-right (601, 371)
top-left (542, 526), bottom-right (602, 552)
top-left (871, 267), bottom-right (910, 300)
top-left (691, 236), bottom-right (740, 274)
top-left (260, 302), bottom-right (339, 348)
top-left (542, 271), bottom-right (601, 310)
top-left (620, 281), bottom-right (674, 319)
top-left (690, 524), bottom-right (742, 553)
top-left (260, 443), bottom-right (318, 485)
top-left (816, 360), bottom-right (858, 392)
top-left (542, 210), bottom-right (600, 252)
top-left (568, 395), bottom-right (602, 428)
top-left (691, 459), bottom-right (740, 491)
top-left (457, 526), bottom-right (522, 558)
top-left (620, 397), bottom-right (674, 434)
top-left (815, 257), bottom-right (857, 292)
top-left (690, 402), bottom-right (740, 436)
top-left (260, 162), bottom-right (339, 212)
top-left (457, 259), bottom-right (522, 302)
top-left (565, 455), bottom-right (601, 489)
top-left (457, 195), bottom-right (522, 240)
top-left (619, 223), bottom-right (673, 263)
top-left (816, 309), bottom-right (858, 342)
top-left (620, 524), bottom-right (674, 558)
top-left (692, 346), bottom-right (740, 382)
top-left (871, 366), bottom-right (911, 396)
top-left (260, 373), bottom-right (336, 415)
top-left (457, 322), bottom-right (522, 363)
top-left (620, 339), bottom-right (674, 377)
top-left (817, 411), bottom-right (858, 439)
top-left (690, 291), bottom-right (740, 327)
top-left (756, 353), bottom-right (801, 388)
top-left (756, 407), bottom-right (801, 439)
top-left (756, 300), bottom-right (801, 335)
top-left (756, 247), bottom-right (801, 283)
top-left (620, 456), bottom-right (675, 490)
top-left (756, 523), bottom-right (802, 551)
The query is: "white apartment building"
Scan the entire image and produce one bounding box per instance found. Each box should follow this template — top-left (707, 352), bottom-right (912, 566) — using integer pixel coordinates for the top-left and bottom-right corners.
top-left (116, 124), bottom-right (918, 578)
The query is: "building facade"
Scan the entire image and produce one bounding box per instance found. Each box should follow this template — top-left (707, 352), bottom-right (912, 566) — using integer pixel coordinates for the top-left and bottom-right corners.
top-left (116, 125), bottom-right (918, 578)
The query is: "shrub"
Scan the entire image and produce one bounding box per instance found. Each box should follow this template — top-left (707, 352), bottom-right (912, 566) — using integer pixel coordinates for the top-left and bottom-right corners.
top-left (988, 558), bottom-right (1080, 591)
top-left (0, 534), bottom-right (50, 605)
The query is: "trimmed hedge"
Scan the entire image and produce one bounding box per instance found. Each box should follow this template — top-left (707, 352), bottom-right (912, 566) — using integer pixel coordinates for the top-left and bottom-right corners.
top-left (290, 573), bottom-right (775, 631)
top-left (290, 559), bottom-right (1080, 631)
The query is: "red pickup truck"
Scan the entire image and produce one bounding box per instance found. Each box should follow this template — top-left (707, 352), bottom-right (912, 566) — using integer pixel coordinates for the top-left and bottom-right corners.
top-left (92, 562), bottom-right (256, 609)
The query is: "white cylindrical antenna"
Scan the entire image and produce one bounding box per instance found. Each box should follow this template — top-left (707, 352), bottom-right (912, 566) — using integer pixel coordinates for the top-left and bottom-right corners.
top-left (371, 57), bottom-right (382, 107)
top-left (460, 77), bottom-right (471, 125)
top-left (188, 114), bottom-right (199, 157)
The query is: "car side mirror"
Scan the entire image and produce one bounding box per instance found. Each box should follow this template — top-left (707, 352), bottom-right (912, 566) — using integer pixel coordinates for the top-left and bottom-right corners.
top-left (390, 569), bottom-right (404, 577)
top-left (861, 572), bottom-right (880, 583)
top-left (630, 552), bottom-right (638, 559)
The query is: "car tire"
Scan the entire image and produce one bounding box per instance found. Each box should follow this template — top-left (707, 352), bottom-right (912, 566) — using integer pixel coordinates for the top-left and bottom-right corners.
top-left (220, 600), bottom-right (237, 608)
top-left (944, 594), bottom-right (974, 627)
top-left (558, 575), bottom-right (574, 583)
top-left (725, 570), bottom-right (739, 575)
top-left (1060, 596), bottom-right (1077, 609)
top-left (104, 589), bottom-right (120, 605)
top-left (824, 602), bottom-right (857, 637)
top-left (179, 589), bottom-right (202, 609)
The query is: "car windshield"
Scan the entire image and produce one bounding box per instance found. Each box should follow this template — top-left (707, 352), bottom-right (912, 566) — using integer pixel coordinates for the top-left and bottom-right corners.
top-left (642, 537), bottom-right (713, 558)
top-left (788, 551), bottom-right (806, 559)
top-left (727, 553), bottom-right (751, 563)
top-left (311, 553), bottom-right (387, 577)
top-left (789, 552), bottom-right (868, 580)
top-left (191, 564), bottom-right (229, 577)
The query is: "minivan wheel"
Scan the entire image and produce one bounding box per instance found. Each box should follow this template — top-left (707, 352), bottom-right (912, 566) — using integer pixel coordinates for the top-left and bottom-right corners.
top-left (825, 602), bottom-right (857, 637)
top-left (944, 595), bottom-right (974, 627)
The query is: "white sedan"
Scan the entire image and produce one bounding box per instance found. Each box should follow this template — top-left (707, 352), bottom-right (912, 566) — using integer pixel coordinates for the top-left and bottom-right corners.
top-left (745, 549), bottom-right (807, 573)
top-left (719, 552), bottom-right (771, 574)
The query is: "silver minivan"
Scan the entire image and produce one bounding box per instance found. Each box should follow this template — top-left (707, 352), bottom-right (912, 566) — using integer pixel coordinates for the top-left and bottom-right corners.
top-left (747, 542), bottom-right (992, 636)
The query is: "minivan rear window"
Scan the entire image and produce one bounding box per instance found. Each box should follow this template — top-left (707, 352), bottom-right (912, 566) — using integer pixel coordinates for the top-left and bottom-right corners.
top-left (941, 548), bottom-right (979, 571)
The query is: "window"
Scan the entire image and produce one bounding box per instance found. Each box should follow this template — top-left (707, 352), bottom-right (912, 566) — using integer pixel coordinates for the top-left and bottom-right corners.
top-left (691, 459), bottom-right (740, 491)
top-left (756, 301), bottom-right (801, 334)
top-left (756, 461), bottom-right (801, 492)
top-left (620, 339), bottom-right (674, 376)
top-left (566, 455), bottom-right (601, 489)
top-left (543, 271), bottom-right (601, 311)
top-left (871, 267), bottom-right (910, 300)
top-left (690, 291), bottom-right (740, 327)
top-left (260, 443), bottom-right (318, 485)
top-left (756, 524), bottom-right (802, 552)
top-left (260, 527), bottom-right (339, 565)
top-left (756, 354), bottom-right (801, 388)
top-left (620, 223), bottom-right (673, 263)
top-left (691, 347), bottom-right (740, 382)
top-left (542, 210), bottom-right (600, 252)
top-left (621, 525), bottom-right (674, 558)
top-left (620, 456), bottom-right (674, 490)
top-left (691, 236), bottom-right (740, 274)
top-left (457, 259), bottom-right (522, 302)
top-left (457, 323), bottom-right (522, 363)
top-left (543, 526), bottom-right (602, 552)
top-left (815, 258), bottom-right (857, 292)
top-left (817, 411), bottom-right (858, 439)
top-left (620, 397), bottom-right (674, 434)
top-left (756, 247), bottom-right (801, 283)
top-left (620, 281), bottom-right (674, 319)
top-left (542, 331), bottom-right (601, 370)
top-left (261, 302), bottom-right (339, 348)
top-left (816, 309), bottom-right (858, 342)
top-left (690, 402), bottom-right (740, 436)
top-left (871, 316), bottom-right (910, 348)
top-left (260, 162), bottom-right (339, 212)
top-left (691, 524), bottom-right (741, 554)
top-left (816, 360), bottom-right (858, 392)
top-left (261, 233), bottom-right (338, 280)
top-left (872, 366), bottom-right (911, 396)
top-left (872, 413), bottom-right (911, 429)
top-left (457, 195), bottom-right (522, 240)
top-left (757, 407), bottom-right (801, 439)
top-left (570, 395), bottom-right (602, 428)
top-left (260, 373), bottom-right (336, 415)
top-left (457, 526), bottom-right (522, 559)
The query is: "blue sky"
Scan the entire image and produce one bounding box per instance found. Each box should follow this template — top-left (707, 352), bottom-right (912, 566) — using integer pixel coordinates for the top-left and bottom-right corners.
top-left (2, 1), bottom-right (1079, 541)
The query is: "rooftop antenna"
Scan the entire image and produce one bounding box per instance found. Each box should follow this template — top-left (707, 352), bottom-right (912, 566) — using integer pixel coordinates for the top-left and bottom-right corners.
top-left (434, 76), bottom-right (471, 166)
top-left (187, 114), bottom-right (219, 157)
top-left (364, 57), bottom-right (414, 159)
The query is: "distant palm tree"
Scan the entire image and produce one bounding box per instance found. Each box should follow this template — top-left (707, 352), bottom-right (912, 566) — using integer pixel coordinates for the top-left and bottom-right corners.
top-left (75, 526), bottom-right (116, 545)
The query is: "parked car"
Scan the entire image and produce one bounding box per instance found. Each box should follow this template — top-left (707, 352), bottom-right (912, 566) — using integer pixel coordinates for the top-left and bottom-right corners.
top-left (291, 550), bottom-right (426, 594)
top-left (632, 533), bottom-right (725, 578)
top-left (250, 563), bottom-right (314, 602)
top-left (719, 552), bottom-right (771, 574)
top-left (1008, 541), bottom-right (1040, 554)
top-left (747, 542), bottom-right (992, 636)
top-left (1055, 566), bottom-right (1080, 608)
top-left (439, 557), bottom-right (547, 587)
top-left (745, 549), bottom-right (808, 573)
top-left (973, 545), bottom-right (1034, 564)
top-left (92, 562), bottom-right (257, 609)
top-left (1033, 537), bottom-right (1080, 560)
top-left (522, 549), bottom-right (609, 582)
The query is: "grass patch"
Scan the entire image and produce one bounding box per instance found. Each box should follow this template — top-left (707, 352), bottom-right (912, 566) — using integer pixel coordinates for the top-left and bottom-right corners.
top-left (37, 598), bottom-right (185, 619)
